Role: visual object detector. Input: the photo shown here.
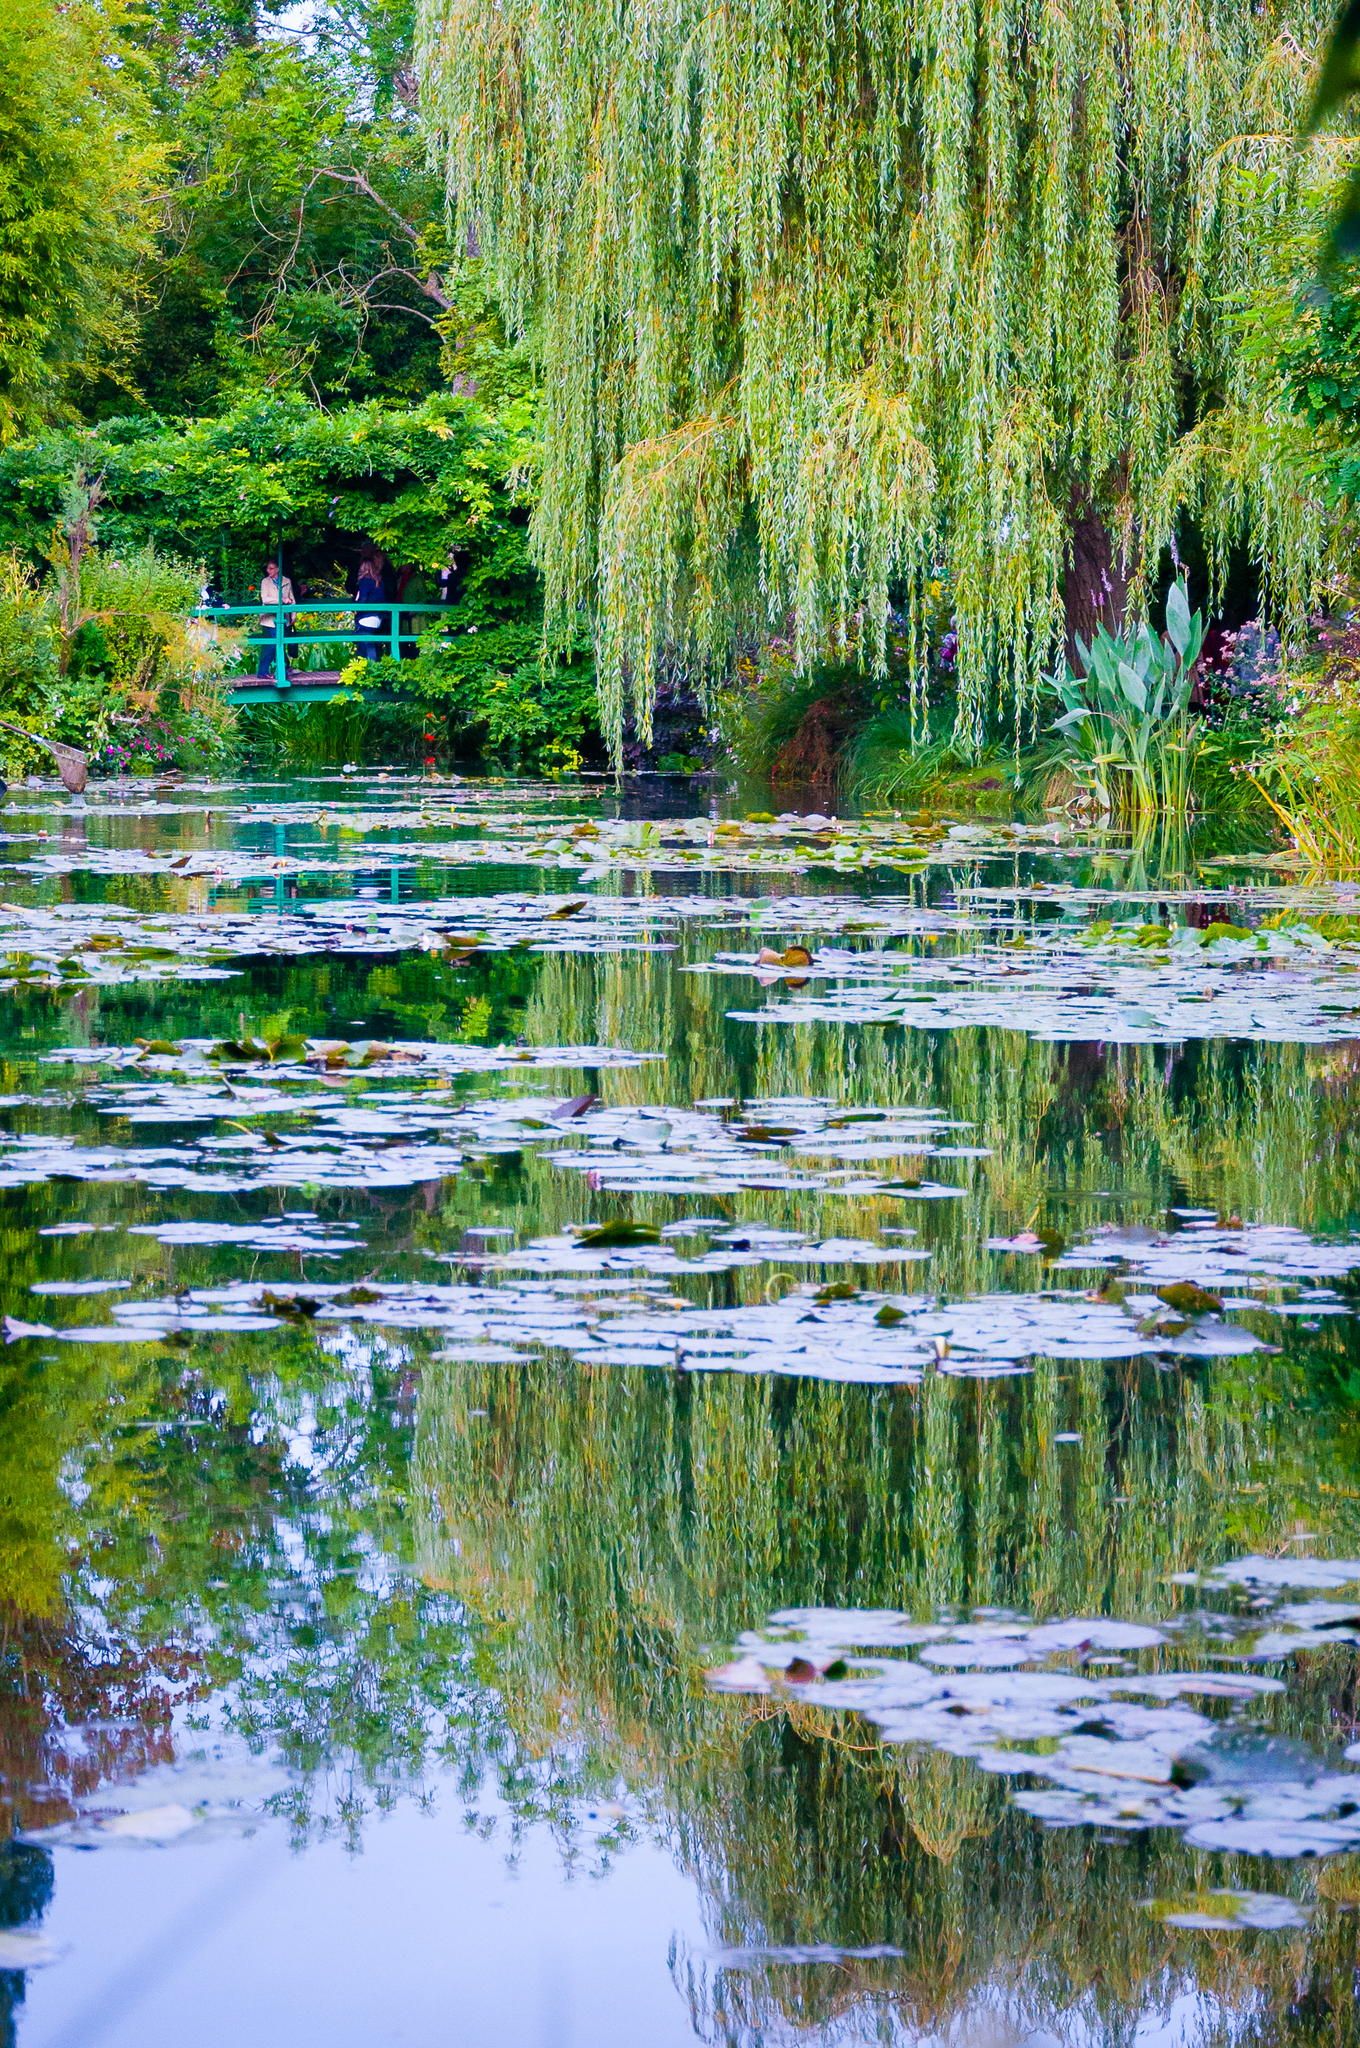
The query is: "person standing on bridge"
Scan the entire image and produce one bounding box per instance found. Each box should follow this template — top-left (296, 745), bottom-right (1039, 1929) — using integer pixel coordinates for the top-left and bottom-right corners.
top-left (257, 560), bottom-right (296, 678)
top-left (354, 550), bottom-right (386, 662)
top-left (436, 547), bottom-right (464, 609)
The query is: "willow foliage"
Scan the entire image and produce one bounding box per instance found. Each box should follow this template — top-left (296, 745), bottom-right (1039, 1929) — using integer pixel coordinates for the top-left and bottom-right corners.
top-left (421, 0), bottom-right (1344, 753)
top-left (0, 0), bottom-right (164, 439)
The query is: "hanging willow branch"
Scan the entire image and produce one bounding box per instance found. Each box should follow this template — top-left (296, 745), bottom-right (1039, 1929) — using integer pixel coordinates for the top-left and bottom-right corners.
top-left (419, 0), bottom-right (1346, 754)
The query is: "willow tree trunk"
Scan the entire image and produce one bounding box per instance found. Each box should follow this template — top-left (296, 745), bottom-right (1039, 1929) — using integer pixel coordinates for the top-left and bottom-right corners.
top-left (1063, 496), bottom-right (1130, 663)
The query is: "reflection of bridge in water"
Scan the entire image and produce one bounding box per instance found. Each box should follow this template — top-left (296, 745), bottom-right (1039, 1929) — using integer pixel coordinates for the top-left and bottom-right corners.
top-left (195, 601), bottom-right (450, 704)
top-left (205, 817), bottom-right (415, 915)
top-left (217, 866), bottom-right (412, 915)
top-left (206, 813), bottom-right (558, 921)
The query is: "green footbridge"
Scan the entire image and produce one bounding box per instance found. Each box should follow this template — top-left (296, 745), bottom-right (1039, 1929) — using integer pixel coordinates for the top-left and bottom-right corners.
top-left (199, 602), bottom-right (450, 704)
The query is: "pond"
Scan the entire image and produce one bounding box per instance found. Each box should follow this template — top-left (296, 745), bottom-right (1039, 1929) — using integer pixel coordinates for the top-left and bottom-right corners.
top-left (3, 772), bottom-right (1360, 2045)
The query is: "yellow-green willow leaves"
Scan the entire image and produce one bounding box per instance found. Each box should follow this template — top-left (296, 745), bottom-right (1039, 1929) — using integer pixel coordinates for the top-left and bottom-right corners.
top-left (420, 0), bottom-right (1343, 754)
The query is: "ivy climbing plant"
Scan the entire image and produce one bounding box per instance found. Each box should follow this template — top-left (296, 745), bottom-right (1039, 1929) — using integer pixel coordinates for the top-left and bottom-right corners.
top-left (419, 0), bottom-right (1352, 756)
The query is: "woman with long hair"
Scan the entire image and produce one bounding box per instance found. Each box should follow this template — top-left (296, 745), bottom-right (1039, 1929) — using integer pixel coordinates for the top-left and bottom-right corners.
top-left (353, 549), bottom-right (386, 662)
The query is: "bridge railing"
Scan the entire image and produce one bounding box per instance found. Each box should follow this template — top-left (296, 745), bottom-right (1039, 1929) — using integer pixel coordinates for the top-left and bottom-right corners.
top-left (193, 601), bottom-right (453, 688)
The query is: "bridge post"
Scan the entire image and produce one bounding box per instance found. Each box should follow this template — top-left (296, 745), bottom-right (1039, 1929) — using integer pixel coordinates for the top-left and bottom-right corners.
top-left (275, 602), bottom-right (286, 687)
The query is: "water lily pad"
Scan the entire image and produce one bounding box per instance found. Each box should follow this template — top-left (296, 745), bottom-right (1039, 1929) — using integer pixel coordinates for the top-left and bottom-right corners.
top-left (573, 1222), bottom-right (663, 1248)
top-left (0, 1930), bottom-right (63, 1969)
top-left (709, 1584), bottom-right (1360, 1855)
top-left (1147, 1890), bottom-right (1311, 1932)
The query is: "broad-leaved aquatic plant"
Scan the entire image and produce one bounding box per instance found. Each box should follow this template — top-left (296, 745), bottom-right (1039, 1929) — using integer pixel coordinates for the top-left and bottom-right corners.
top-left (1053, 582), bottom-right (1205, 817)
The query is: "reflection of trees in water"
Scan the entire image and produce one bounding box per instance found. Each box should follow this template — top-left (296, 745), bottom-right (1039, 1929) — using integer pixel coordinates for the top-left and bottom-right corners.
top-left (524, 949), bottom-right (1360, 1266)
top-left (0, 1299), bottom-right (723, 1901)
top-left (0, 1326), bottom-right (488, 1861)
top-left (0, 1419), bottom-right (1344, 2026)
top-left (0, 936), bottom-right (548, 1088)
top-left (668, 1717), bottom-right (1360, 2048)
top-left (0, 1843), bottom-right (53, 2048)
top-left (0, 1610), bottom-right (194, 1835)
top-left (1, 904), bottom-right (1360, 2030)
top-left (0, 1333), bottom-right (228, 1838)
top-left (414, 1350), bottom-right (1360, 2045)
top-left (6, 930), bottom-right (1360, 1314)
top-left (5, 880), bottom-right (1360, 1267)
top-left (5, 1310), bottom-right (1354, 2040)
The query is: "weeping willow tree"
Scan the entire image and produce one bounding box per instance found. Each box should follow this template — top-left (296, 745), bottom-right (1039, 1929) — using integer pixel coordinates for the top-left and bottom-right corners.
top-left (420, 0), bottom-right (1349, 754)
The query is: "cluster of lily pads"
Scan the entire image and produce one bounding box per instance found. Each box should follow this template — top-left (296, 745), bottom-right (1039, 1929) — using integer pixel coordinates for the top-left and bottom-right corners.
top-left (708, 1556), bottom-right (1360, 1856)
top-left (0, 890), bottom-right (968, 992)
top-left (11, 771), bottom-right (1360, 1902)
top-left (2, 803), bottom-right (1069, 885)
top-left (705, 909), bottom-right (1360, 1043)
top-left (8, 1212), bottom-right (1352, 1379)
top-left (0, 1086), bottom-right (978, 1199)
top-left (52, 1035), bottom-right (662, 1076)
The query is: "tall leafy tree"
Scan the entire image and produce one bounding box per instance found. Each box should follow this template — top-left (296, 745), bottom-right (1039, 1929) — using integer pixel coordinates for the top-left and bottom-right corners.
top-left (420, 0), bottom-right (1348, 751)
top-left (0, 0), bottom-right (164, 438)
top-left (119, 0), bottom-right (451, 414)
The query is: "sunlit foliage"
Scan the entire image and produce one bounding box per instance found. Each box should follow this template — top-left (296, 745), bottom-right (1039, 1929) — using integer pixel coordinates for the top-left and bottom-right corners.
top-left (0, 0), bottom-right (164, 437)
top-left (420, 0), bottom-right (1351, 754)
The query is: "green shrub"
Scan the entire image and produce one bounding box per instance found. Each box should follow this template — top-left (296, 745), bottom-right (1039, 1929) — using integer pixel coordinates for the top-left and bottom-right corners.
top-left (341, 626), bottom-right (600, 774)
top-left (0, 560), bottom-right (62, 772)
top-left (1246, 608), bottom-right (1360, 866)
top-left (239, 698), bottom-right (426, 771)
top-left (844, 699), bottom-right (1039, 811)
top-left (0, 539), bottom-right (237, 776)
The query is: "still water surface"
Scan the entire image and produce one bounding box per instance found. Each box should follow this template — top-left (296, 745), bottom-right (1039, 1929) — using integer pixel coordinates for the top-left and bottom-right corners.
top-left (2, 775), bottom-right (1360, 2044)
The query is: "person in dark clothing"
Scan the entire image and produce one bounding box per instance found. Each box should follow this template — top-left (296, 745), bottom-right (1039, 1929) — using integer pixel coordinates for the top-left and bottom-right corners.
top-left (436, 548), bottom-right (464, 608)
top-left (354, 550), bottom-right (386, 662)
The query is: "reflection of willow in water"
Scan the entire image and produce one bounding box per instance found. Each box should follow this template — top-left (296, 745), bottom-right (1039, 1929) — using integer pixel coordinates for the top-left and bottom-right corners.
top-left (672, 1753), bottom-right (1360, 2048)
top-left (8, 925), bottom-right (1359, 1306)
top-left (525, 949), bottom-right (1360, 1289)
top-left (415, 1351), bottom-right (1360, 2045)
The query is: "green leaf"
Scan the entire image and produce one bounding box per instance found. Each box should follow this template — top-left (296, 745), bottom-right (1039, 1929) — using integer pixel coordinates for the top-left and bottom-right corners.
top-left (1117, 661), bottom-right (1147, 712)
top-left (1165, 580), bottom-right (1192, 657)
top-left (814, 1281), bottom-right (859, 1304)
top-left (573, 1221), bottom-right (663, 1247)
top-left (1156, 1281), bottom-right (1224, 1315)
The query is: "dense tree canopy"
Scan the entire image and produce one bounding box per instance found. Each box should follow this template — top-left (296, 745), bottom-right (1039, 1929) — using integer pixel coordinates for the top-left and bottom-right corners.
top-left (0, 0), bottom-right (542, 614)
top-left (420, 0), bottom-right (1351, 752)
top-left (0, 0), bottom-right (588, 773)
top-left (122, 3), bottom-right (454, 414)
top-left (1, 0), bottom-right (459, 429)
top-left (0, 0), bottom-right (164, 438)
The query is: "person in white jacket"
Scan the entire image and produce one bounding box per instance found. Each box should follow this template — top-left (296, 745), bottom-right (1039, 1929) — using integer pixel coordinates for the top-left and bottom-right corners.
top-left (258, 560), bottom-right (295, 677)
